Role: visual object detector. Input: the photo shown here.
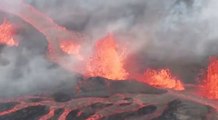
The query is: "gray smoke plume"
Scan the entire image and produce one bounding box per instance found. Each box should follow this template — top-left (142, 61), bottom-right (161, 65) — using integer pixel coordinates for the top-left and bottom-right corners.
top-left (0, 0), bottom-right (217, 97)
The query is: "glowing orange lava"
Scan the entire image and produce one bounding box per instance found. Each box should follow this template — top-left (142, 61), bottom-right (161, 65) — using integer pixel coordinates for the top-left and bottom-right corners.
top-left (0, 1), bottom-right (82, 59)
top-left (60, 40), bottom-right (80, 55)
top-left (200, 57), bottom-right (218, 99)
top-left (60, 40), bottom-right (83, 60)
top-left (141, 69), bottom-right (184, 90)
top-left (0, 20), bottom-right (18, 46)
top-left (86, 34), bottom-right (128, 80)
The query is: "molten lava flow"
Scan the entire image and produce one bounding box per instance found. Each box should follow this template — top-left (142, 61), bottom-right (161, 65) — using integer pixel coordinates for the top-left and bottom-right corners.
top-left (0, 20), bottom-right (18, 46)
top-left (0, 1), bottom-right (82, 58)
top-left (0, 96), bottom-right (111, 120)
top-left (60, 40), bottom-right (83, 60)
top-left (200, 57), bottom-right (218, 100)
top-left (141, 69), bottom-right (184, 91)
top-left (60, 40), bottom-right (80, 55)
top-left (86, 34), bottom-right (128, 80)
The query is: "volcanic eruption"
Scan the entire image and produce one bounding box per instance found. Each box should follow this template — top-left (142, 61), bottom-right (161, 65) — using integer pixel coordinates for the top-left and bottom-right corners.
top-left (0, 0), bottom-right (218, 120)
top-left (0, 20), bottom-right (18, 47)
top-left (142, 69), bottom-right (184, 91)
top-left (86, 34), bottom-right (128, 80)
top-left (200, 57), bottom-right (218, 100)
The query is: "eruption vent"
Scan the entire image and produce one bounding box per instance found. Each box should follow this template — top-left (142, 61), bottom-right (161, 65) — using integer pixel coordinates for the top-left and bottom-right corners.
top-left (86, 34), bottom-right (128, 80)
top-left (0, 20), bottom-right (18, 47)
top-left (201, 57), bottom-right (218, 99)
top-left (141, 69), bottom-right (184, 91)
top-left (0, 1), bottom-right (82, 59)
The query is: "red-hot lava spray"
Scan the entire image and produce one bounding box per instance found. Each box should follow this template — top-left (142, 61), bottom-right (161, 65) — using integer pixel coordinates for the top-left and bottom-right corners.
top-left (60, 40), bottom-right (80, 56)
top-left (0, 1), bottom-right (84, 72)
top-left (59, 40), bottom-right (83, 60)
top-left (200, 57), bottom-right (218, 100)
top-left (0, 20), bottom-right (18, 47)
top-left (0, 1), bottom-right (82, 60)
top-left (86, 34), bottom-right (128, 80)
top-left (141, 69), bottom-right (184, 91)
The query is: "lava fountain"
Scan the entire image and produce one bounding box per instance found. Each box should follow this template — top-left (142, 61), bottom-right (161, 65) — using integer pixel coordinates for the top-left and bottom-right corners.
top-left (0, 1), bottom-right (218, 119)
top-left (200, 57), bottom-right (218, 100)
top-left (0, 1), bottom-right (83, 60)
top-left (0, 20), bottom-right (18, 47)
top-left (141, 69), bottom-right (185, 91)
top-left (86, 34), bottom-right (128, 80)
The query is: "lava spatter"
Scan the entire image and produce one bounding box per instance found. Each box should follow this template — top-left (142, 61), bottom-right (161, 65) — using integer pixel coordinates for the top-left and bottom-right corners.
top-left (200, 57), bottom-right (218, 100)
top-left (0, 1), bottom-right (83, 60)
top-left (141, 69), bottom-right (185, 91)
top-left (0, 20), bottom-right (18, 47)
top-left (86, 34), bottom-right (128, 80)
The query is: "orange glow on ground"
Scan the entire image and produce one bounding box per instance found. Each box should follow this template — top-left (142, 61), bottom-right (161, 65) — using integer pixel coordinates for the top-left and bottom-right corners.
top-left (86, 34), bottom-right (128, 80)
top-left (0, 20), bottom-right (18, 46)
top-left (141, 69), bottom-right (184, 91)
top-left (200, 57), bottom-right (218, 99)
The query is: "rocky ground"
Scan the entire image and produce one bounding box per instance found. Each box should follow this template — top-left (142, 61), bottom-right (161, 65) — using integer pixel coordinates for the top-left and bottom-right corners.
top-left (0, 77), bottom-right (217, 120)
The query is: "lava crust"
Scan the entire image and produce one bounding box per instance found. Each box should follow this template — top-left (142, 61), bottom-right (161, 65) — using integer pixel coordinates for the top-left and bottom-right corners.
top-left (0, 77), bottom-right (217, 120)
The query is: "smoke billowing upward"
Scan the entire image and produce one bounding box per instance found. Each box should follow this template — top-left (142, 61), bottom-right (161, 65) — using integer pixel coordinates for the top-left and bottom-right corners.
top-left (0, 0), bottom-right (218, 97)
top-left (26, 0), bottom-right (218, 60)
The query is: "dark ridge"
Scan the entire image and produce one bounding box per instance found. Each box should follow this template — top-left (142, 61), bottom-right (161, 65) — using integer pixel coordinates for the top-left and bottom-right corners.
top-left (52, 92), bottom-right (72, 102)
top-left (117, 102), bottom-right (132, 106)
top-left (66, 102), bottom-right (113, 120)
top-left (75, 77), bottom-right (111, 97)
top-left (66, 110), bottom-right (80, 120)
top-left (90, 103), bottom-right (113, 110)
top-left (153, 100), bottom-right (181, 120)
top-left (137, 105), bottom-right (157, 115)
top-left (75, 77), bottom-right (166, 98)
top-left (0, 102), bottom-right (19, 112)
top-left (26, 98), bottom-right (43, 103)
top-left (104, 105), bottom-right (157, 120)
top-left (153, 99), bottom-right (212, 120)
top-left (48, 108), bottom-right (64, 120)
top-left (0, 105), bottom-right (49, 120)
top-left (109, 80), bottom-right (166, 94)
